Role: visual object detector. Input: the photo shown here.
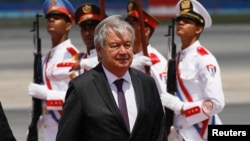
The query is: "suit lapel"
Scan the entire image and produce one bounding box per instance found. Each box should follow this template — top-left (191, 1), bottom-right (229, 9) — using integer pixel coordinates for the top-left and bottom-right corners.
top-left (92, 64), bottom-right (130, 132)
top-left (129, 69), bottom-right (145, 135)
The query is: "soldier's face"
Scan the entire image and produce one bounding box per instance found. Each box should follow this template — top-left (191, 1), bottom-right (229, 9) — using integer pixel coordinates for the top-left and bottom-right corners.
top-left (176, 18), bottom-right (203, 38)
top-left (126, 19), bottom-right (141, 43)
top-left (46, 13), bottom-right (72, 35)
top-left (80, 24), bottom-right (96, 50)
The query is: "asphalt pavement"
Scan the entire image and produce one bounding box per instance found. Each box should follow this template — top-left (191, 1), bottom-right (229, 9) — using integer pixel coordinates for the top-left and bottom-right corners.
top-left (1, 24), bottom-right (250, 141)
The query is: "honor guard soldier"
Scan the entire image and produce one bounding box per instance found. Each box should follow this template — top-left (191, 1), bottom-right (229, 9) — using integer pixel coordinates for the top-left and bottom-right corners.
top-left (160, 0), bottom-right (225, 141)
top-left (125, 0), bottom-right (168, 93)
top-left (27, 0), bottom-right (79, 141)
top-left (69, 3), bottom-right (108, 73)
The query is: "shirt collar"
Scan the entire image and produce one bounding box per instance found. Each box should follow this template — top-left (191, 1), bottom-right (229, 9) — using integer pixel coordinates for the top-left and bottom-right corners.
top-left (102, 65), bottom-right (131, 85)
top-left (50, 39), bottom-right (72, 52)
top-left (88, 49), bottom-right (97, 58)
top-left (180, 40), bottom-right (201, 55)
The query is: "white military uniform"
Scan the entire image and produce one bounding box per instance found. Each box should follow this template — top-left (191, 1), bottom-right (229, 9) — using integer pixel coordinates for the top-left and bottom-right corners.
top-left (41, 39), bottom-right (79, 141)
top-left (133, 44), bottom-right (168, 93)
top-left (40, 46), bottom-right (98, 141)
top-left (165, 0), bottom-right (225, 140)
top-left (172, 41), bottom-right (225, 141)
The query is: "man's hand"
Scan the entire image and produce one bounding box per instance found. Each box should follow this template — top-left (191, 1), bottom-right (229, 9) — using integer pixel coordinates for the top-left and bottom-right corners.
top-left (69, 60), bottom-right (81, 71)
top-left (28, 83), bottom-right (48, 100)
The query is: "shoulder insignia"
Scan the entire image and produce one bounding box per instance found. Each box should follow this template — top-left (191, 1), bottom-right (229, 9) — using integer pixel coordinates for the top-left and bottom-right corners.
top-left (197, 46), bottom-right (208, 56)
top-left (202, 100), bottom-right (213, 112)
top-left (57, 62), bottom-right (74, 67)
top-left (149, 53), bottom-right (160, 65)
top-left (184, 106), bottom-right (200, 117)
top-left (206, 64), bottom-right (216, 76)
top-left (67, 47), bottom-right (78, 56)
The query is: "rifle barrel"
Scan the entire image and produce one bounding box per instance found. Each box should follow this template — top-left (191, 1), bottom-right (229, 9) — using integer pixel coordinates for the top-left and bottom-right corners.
top-left (99, 0), bottom-right (105, 20)
top-left (165, 18), bottom-right (177, 136)
top-left (27, 13), bottom-right (43, 141)
top-left (136, 0), bottom-right (150, 75)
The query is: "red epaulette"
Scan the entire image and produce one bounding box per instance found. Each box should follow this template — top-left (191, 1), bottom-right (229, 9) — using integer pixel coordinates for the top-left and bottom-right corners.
top-left (67, 47), bottom-right (78, 56)
top-left (197, 46), bottom-right (208, 56)
top-left (149, 53), bottom-right (160, 65)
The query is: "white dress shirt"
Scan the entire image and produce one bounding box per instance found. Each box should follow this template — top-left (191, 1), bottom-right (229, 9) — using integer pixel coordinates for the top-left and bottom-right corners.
top-left (102, 65), bottom-right (138, 133)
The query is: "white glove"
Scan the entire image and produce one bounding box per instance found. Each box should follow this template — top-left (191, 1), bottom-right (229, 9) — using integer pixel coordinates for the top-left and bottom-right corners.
top-left (27, 83), bottom-right (48, 100)
top-left (80, 57), bottom-right (98, 70)
top-left (160, 92), bottom-right (184, 114)
top-left (131, 56), bottom-right (153, 70)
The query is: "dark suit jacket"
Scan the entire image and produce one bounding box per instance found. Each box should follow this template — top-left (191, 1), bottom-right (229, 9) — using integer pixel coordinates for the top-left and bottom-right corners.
top-left (56, 63), bottom-right (166, 141)
top-left (0, 102), bottom-right (16, 141)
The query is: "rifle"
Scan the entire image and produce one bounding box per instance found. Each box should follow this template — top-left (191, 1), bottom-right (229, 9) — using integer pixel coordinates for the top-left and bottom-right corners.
top-left (99, 0), bottom-right (106, 20)
top-left (27, 13), bottom-right (43, 141)
top-left (165, 18), bottom-right (176, 136)
top-left (136, 0), bottom-right (150, 75)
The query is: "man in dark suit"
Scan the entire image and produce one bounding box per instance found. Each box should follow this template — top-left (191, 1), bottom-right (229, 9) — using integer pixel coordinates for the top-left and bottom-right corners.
top-left (56, 15), bottom-right (166, 141)
top-left (0, 102), bottom-right (16, 141)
